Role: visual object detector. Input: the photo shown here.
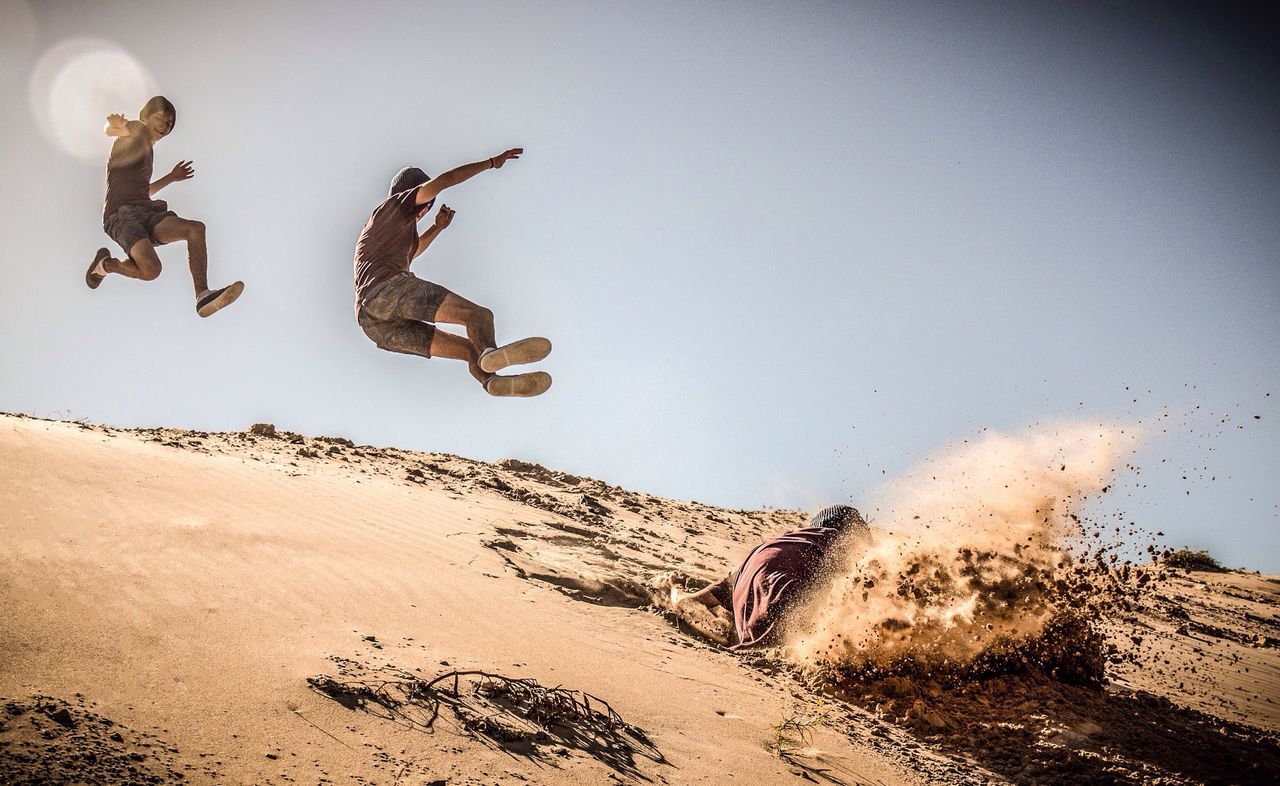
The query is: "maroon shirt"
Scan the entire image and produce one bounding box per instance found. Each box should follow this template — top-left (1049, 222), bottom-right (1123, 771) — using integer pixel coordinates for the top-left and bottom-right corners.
top-left (708, 527), bottom-right (842, 648)
top-left (353, 188), bottom-right (421, 316)
top-left (103, 122), bottom-right (154, 220)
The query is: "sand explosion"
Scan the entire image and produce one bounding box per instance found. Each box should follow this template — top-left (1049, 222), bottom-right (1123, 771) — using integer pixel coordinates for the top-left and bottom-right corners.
top-left (785, 422), bottom-right (1140, 675)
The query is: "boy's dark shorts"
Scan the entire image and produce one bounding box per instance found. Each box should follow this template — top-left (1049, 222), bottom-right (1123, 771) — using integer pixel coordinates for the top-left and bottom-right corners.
top-left (357, 273), bottom-right (451, 358)
top-left (103, 200), bottom-right (177, 254)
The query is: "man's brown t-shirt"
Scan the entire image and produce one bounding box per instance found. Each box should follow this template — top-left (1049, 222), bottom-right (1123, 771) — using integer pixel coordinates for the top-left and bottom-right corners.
top-left (353, 189), bottom-right (420, 317)
top-left (103, 122), bottom-right (154, 220)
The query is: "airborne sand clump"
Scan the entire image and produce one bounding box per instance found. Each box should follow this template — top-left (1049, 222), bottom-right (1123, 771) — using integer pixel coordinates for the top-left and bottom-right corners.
top-left (785, 423), bottom-right (1140, 674)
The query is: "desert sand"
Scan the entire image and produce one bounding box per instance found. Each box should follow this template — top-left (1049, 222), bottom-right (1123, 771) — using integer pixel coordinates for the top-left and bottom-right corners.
top-left (2, 413), bottom-right (1277, 785)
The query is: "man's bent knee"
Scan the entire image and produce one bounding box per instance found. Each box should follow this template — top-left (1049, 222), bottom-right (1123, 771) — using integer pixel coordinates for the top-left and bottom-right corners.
top-left (127, 240), bottom-right (163, 280)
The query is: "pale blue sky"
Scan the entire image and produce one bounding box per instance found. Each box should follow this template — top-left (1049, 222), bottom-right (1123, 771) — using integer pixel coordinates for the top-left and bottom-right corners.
top-left (2, 1), bottom-right (1277, 570)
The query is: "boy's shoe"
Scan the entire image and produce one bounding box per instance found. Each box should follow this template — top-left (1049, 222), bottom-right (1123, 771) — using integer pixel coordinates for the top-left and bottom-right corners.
top-left (484, 371), bottom-right (552, 398)
top-left (196, 281), bottom-right (245, 318)
top-left (85, 248), bottom-right (110, 289)
top-left (478, 337), bottom-right (552, 373)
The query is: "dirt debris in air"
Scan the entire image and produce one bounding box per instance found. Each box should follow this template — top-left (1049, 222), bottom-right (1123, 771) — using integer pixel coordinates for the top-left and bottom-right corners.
top-left (760, 424), bottom-right (1280, 785)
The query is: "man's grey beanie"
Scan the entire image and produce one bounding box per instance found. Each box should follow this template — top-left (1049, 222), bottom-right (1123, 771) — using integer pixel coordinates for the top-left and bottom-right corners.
top-left (810, 505), bottom-right (868, 534)
top-left (389, 166), bottom-right (431, 197)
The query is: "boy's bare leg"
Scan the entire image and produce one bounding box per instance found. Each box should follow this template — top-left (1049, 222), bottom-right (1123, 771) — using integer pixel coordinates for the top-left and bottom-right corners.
top-left (101, 238), bottom-right (163, 281)
top-left (433, 292), bottom-right (496, 355)
top-left (427, 328), bottom-right (488, 383)
top-left (151, 215), bottom-right (208, 294)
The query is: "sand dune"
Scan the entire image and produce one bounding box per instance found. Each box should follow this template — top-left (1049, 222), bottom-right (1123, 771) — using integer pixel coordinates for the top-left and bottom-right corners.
top-left (2, 413), bottom-right (1277, 785)
top-left (0, 415), bottom-right (923, 785)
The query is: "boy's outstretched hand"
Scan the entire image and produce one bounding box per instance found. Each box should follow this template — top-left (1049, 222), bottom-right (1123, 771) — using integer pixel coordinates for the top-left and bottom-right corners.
top-left (168, 160), bottom-right (195, 182)
top-left (489, 148), bottom-right (522, 168)
top-left (434, 204), bottom-right (455, 230)
top-left (105, 113), bottom-right (127, 130)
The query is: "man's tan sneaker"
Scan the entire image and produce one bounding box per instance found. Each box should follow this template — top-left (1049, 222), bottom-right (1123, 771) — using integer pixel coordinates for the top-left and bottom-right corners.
top-left (484, 371), bottom-right (552, 398)
top-left (478, 337), bottom-right (552, 373)
top-left (196, 281), bottom-right (244, 318)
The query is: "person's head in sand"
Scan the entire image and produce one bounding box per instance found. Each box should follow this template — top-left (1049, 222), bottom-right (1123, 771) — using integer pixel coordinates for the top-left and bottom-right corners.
top-left (139, 95), bottom-right (176, 140)
top-left (668, 504), bottom-right (868, 649)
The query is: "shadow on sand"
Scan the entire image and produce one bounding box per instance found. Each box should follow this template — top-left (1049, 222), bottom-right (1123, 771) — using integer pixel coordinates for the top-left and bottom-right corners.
top-left (834, 672), bottom-right (1280, 785)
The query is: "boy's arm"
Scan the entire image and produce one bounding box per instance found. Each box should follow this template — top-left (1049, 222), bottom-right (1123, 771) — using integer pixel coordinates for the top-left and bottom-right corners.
top-left (411, 205), bottom-right (455, 260)
top-left (149, 160), bottom-right (195, 197)
top-left (104, 114), bottom-right (141, 138)
top-left (414, 148), bottom-right (522, 206)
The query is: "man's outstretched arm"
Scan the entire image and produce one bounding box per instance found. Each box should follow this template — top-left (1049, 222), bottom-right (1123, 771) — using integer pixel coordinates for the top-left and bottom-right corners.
top-left (670, 573), bottom-right (731, 610)
top-left (412, 205), bottom-right (454, 260)
top-left (414, 148), bottom-right (523, 206)
top-left (674, 584), bottom-right (727, 609)
top-left (149, 160), bottom-right (195, 196)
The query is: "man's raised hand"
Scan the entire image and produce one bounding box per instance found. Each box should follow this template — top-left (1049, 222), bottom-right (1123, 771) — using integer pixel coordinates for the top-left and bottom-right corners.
top-left (434, 204), bottom-right (455, 230)
top-left (489, 148), bottom-right (523, 169)
top-left (168, 160), bottom-right (195, 182)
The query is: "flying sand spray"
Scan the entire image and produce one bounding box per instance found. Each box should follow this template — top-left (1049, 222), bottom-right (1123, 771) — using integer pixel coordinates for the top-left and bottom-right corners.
top-left (784, 422), bottom-right (1143, 675)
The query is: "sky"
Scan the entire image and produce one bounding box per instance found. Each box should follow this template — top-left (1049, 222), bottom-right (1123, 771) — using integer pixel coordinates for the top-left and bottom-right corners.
top-left (2, 1), bottom-right (1277, 570)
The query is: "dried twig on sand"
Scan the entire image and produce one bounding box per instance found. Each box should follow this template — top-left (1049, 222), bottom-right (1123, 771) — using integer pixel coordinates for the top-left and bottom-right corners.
top-left (307, 665), bottom-right (665, 778)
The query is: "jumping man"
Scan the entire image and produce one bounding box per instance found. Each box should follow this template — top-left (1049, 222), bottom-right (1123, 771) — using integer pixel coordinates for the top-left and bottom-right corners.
top-left (354, 149), bottom-right (552, 397)
top-left (85, 96), bottom-right (243, 318)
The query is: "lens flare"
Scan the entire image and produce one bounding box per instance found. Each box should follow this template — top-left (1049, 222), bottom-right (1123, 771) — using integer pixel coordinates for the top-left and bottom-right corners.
top-left (28, 38), bottom-right (157, 163)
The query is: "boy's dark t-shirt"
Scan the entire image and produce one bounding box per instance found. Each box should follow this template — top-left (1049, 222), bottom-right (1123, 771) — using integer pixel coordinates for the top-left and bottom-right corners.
top-left (103, 123), bottom-right (154, 220)
top-left (353, 189), bottom-right (421, 317)
top-left (707, 527), bottom-right (842, 648)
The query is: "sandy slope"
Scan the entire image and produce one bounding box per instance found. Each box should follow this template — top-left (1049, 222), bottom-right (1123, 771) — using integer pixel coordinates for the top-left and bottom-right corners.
top-left (1110, 569), bottom-right (1280, 731)
top-left (0, 414), bottom-right (926, 785)
top-left (2, 413), bottom-right (1277, 785)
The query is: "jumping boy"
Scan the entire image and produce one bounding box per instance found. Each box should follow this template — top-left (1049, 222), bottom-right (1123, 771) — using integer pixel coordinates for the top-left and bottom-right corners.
top-left (85, 96), bottom-right (243, 318)
top-left (354, 149), bottom-right (552, 397)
